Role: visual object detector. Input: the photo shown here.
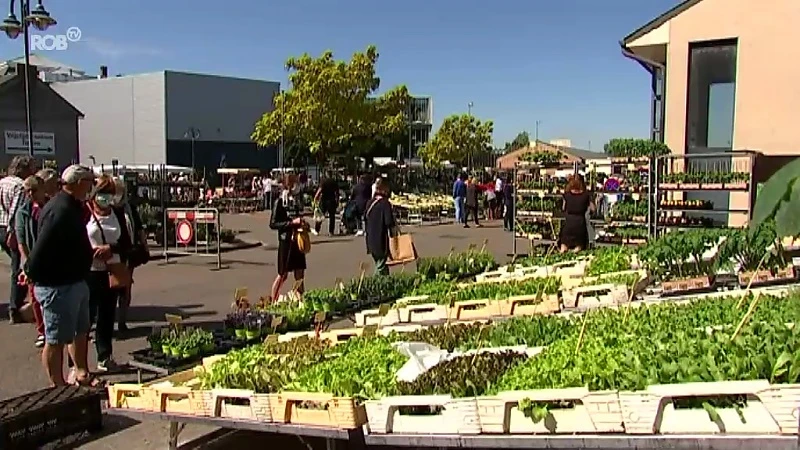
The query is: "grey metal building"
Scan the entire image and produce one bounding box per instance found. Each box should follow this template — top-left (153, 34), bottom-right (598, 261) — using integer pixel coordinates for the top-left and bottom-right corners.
top-left (409, 96), bottom-right (433, 159)
top-left (52, 71), bottom-right (280, 177)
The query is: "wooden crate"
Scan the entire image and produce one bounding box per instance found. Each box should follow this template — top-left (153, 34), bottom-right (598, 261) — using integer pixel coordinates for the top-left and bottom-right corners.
top-left (477, 388), bottom-right (623, 434)
top-left (211, 389), bottom-right (276, 422)
top-left (355, 308), bottom-right (402, 327)
top-left (447, 299), bottom-right (509, 321)
top-left (618, 380), bottom-right (800, 435)
top-left (566, 270), bottom-right (649, 294)
top-left (506, 294), bottom-right (561, 317)
top-left (661, 276), bottom-right (714, 296)
top-left (364, 395), bottom-right (480, 435)
top-left (108, 369), bottom-right (199, 412)
top-left (270, 392), bottom-right (366, 428)
top-left (399, 303), bottom-right (448, 323)
top-left (562, 284), bottom-right (629, 309)
top-left (738, 266), bottom-right (796, 288)
top-left (475, 269), bottom-right (519, 283)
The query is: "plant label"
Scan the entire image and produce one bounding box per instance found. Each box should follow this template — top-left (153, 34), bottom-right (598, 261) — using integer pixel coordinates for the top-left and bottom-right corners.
top-left (234, 287), bottom-right (248, 301)
top-left (271, 316), bottom-right (284, 329)
top-left (334, 278), bottom-right (345, 291)
top-left (264, 334), bottom-right (278, 344)
top-left (378, 304), bottom-right (391, 317)
top-left (314, 311), bottom-right (327, 324)
top-left (363, 325), bottom-right (378, 336)
top-left (165, 314), bottom-right (183, 327)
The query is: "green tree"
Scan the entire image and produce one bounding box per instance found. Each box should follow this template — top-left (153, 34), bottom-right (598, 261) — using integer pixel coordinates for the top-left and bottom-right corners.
top-left (503, 131), bottom-right (531, 153)
top-left (419, 114), bottom-right (493, 166)
top-left (252, 45), bottom-right (410, 161)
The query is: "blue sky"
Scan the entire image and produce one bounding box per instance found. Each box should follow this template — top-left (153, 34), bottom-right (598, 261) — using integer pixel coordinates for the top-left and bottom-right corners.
top-left (0, 0), bottom-right (678, 149)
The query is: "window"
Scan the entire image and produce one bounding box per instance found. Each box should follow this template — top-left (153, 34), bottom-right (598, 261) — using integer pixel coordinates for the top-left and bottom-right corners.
top-left (685, 39), bottom-right (738, 152)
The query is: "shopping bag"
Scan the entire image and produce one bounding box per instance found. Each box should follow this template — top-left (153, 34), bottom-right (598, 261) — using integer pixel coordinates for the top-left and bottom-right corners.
top-left (312, 203), bottom-right (323, 234)
top-left (388, 233), bottom-right (418, 265)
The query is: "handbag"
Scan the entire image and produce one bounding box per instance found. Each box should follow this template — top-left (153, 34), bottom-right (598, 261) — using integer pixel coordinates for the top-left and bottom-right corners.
top-left (92, 212), bottom-right (132, 288)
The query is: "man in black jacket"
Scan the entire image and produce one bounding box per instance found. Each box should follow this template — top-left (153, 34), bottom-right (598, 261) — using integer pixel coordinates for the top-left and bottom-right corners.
top-left (25, 165), bottom-right (96, 387)
top-left (351, 175), bottom-right (371, 236)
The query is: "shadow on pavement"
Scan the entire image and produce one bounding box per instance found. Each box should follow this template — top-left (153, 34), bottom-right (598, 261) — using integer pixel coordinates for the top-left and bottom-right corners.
top-left (42, 414), bottom-right (140, 450)
top-left (125, 304), bottom-right (217, 324)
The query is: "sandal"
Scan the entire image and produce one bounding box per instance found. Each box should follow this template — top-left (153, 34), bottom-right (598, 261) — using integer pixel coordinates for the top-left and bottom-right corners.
top-left (74, 374), bottom-right (107, 389)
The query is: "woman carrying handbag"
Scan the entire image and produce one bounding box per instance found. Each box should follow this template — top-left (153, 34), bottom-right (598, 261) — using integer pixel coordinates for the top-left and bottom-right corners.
top-left (85, 175), bottom-right (132, 372)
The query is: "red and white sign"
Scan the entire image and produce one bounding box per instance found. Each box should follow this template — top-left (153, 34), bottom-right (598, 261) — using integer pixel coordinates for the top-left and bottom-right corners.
top-left (167, 210), bottom-right (217, 223)
top-left (176, 220), bottom-right (194, 244)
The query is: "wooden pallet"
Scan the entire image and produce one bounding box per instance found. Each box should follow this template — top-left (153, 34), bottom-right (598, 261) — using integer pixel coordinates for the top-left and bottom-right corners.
top-left (270, 392), bottom-right (366, 428)
top-left (562, 284), bottom-right (629, 309)
top-left (477, 388), bottom-right (623, 434)
top-left (618, 380), bottom-right (800, 435)
top-left (364, 395), bottom-right (480, 435)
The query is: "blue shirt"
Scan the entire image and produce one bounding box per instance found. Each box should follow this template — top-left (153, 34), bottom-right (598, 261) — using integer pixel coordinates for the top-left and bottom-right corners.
top-left (452, 179), bottom-right (466, 198)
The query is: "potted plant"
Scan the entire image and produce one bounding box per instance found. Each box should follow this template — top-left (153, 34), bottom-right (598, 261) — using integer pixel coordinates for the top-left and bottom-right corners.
top-left (717, 222), bottom-right (794, 287)
top-left (245, 316), bottom-right (260, 340)
top-left (148, 331), bottom-right (162, 353)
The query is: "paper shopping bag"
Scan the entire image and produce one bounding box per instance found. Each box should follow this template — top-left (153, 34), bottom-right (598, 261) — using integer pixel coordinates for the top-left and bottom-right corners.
top-left (388, 233), bottom-right (418, 265)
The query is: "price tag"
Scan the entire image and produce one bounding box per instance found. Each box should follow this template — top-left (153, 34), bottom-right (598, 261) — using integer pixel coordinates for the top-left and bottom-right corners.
top-left (334, 278), bottom-right (345, 291)
top-left (362, 325), bottom-right (378, 337)
top-left (467, 243), bottom-right (476, 251)
top-left (314, 311), bottom-right (327, 324)
top-left (271, 316), bottom-right (284, 329)
top-left (264, 334), bottom-right (279, 344)
top-left (378, 304), bottom-right (391, 317)
top-left (448, 246), bottom-right (455, 258)
top-left (448, 296), bottom-right (457, 308)
top-left (234, 287), bottom-right (248, 301)
top-left (480, 239), bottom-right (488, 253)
top-left (165, 314), bottom-right (183, 327)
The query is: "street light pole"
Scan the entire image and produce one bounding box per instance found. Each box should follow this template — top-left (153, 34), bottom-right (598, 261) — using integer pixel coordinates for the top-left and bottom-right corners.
top-left (535, 120), bottom-right (542, 142)
top-left (279, 89), bottom-right (285, 169)
top-left (1, 1), bottom-right (57, 157)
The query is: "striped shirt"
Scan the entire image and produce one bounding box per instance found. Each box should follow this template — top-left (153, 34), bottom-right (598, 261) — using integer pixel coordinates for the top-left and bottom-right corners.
top-left (0, 176), bottom-right (24, 227)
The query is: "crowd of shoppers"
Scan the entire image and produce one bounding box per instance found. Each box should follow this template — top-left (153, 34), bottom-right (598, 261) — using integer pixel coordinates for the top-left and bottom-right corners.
top-left (0, 157), bottom-right (148, 388)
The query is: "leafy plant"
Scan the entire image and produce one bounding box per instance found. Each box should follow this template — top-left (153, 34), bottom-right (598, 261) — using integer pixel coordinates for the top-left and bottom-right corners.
top-left (604, 138), bottom-right (669, 158)
top-left (717, 221), bottom-right (786, 273)
top-left (751, 158), bottom-right (800, 238)
top-left (416, 250), bottom-right (497, 282)
top-left (586, 247), bottom-right (632, 276)
top-left (520, 150), bottom-right (564, 166)
top-left (637, 229), bottom-right (732, 281)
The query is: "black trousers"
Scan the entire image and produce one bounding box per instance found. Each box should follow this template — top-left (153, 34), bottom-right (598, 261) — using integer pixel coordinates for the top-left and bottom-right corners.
top-left (324, 203), bottom-right (337, 235)
top-left (504, 206), bottom-right (514, 231)
top-left (87, 271), bottom-right (120, 362)
top-left (465, 206), bottom-right (479, 225)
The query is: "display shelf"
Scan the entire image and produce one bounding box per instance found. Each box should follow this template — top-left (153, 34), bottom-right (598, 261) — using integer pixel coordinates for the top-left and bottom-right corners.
top-left (654, 151), bottom-right (759, 236)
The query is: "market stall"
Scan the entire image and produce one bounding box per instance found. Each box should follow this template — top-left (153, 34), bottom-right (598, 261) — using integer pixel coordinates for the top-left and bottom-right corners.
top-left (214, 168), bottom-right (262, 213)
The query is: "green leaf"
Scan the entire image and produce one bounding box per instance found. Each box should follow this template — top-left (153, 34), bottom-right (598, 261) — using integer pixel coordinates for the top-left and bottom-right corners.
top-left (751, 158), bottom-right (800, 232)
top-left (774, 181), bottom-right (800, 238)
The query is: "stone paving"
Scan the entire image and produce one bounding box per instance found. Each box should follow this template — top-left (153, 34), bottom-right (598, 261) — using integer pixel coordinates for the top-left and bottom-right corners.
top-left (0, 212), bottom-right (514, 448)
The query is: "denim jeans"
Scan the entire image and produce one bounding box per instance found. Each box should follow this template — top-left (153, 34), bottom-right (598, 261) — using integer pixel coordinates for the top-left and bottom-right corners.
top-left (34, 280), bottom-right (90, 345)
top-left (453, 197), bottom-right (465, 224)
top-left (0, 226), bottom-right (27, 312)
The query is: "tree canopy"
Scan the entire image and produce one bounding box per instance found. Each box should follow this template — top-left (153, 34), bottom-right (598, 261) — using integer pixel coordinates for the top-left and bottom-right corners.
top-left (502, 131), bottom-right (531, 153)
top-left (418, 114), bottom-right (493, 166)
top-left (251, 45), bottom-right (410, 160)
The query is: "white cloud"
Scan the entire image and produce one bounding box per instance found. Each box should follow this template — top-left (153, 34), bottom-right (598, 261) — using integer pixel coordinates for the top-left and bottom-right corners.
top-left (80, 37), bottom-right (165, 59)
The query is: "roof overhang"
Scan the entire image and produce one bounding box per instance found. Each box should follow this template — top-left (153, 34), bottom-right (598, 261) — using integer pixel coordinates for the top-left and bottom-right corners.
top-left (621, 0), bottom-right (705, 67)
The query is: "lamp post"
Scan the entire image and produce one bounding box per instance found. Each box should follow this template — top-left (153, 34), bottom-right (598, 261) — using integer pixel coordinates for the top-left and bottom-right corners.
top-left (534, 120), bottom-right (542, 142)
top-left (1, 1), bottom-right (57, 157)
top-left (184, 127), bottom-right (200, 181)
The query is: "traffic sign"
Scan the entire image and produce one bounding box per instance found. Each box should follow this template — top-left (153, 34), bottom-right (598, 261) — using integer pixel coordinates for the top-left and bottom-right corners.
top-left (176, 220), bottom-right (194, 244)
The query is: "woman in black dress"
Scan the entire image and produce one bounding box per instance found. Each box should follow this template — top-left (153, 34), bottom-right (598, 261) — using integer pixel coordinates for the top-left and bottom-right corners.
top-left (270, 175), bottom-right (308, 301)
top-left (559, 175), bottom-right (595, 253)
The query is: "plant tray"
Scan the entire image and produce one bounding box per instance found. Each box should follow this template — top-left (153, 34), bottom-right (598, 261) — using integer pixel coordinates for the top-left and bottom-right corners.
top-left (364, 395), bottom-right (480, 435)
top-left (678, 183), bottom-right (700, 190)
top-left (477, 388), bottom-right (623, 434)
top-left (110, 369), bottom-right (199, 413)
top-left (0, 386), bottom-right (102, 449)
top-left (271, 392), bottom-right (366, 429)
top-left (723, 182), bottom-right (749, 190)
top-left (355, 308), bottom-right (402, 327)
top-left (738, 266), bottom-right (796, 288)
top-left (475, 270), bottom-right (521, 283)
top-left (448, 299), bottom-right (508, 321)
top-left (506, 294), bottom-right (561, 317)
top-left (618, 380), bottom-right (800, 435)
top-left (700, 183), bottom-right (724, 190)
top-left (661, 276), bottom-right (714, 296)
top-left (562, 284), bottom-right (629, 310)
top-left (658, 183), bottom-right (679, 190)
top-left (211, 389), bottom-right (276, 422)
top-left (399, 303), bottom-right (448, 323)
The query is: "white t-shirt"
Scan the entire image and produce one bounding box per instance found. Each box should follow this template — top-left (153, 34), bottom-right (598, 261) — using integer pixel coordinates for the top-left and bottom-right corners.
top-left (87, 212), bottom-right (122, 271)
top-left (495, 178), bottom-right (503, 192)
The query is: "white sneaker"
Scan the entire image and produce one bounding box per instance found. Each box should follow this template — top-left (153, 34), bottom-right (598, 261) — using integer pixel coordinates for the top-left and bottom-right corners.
top-left (310, 228), bottom-right (319, 236)
top-left (355, 230), bottom-right (364, 236)
top-left (97, 358), bottom-right (121, 373)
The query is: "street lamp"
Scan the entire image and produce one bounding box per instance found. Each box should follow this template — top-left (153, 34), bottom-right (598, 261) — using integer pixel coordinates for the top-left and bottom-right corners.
top-left (1, 1), bottom-right (57, 157)
top-left (184, 127), bottom-right (200, 181)
top-left (468, 102), bottom-right (474, 116)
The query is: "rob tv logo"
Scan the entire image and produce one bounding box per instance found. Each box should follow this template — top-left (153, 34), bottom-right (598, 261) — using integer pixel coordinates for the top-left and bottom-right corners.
top-left (30, 26), bottom-right (81, 51)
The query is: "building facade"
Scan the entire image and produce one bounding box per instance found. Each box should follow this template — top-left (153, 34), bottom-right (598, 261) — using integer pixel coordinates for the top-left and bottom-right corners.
top-left (0, 65), bottom-right (82, 169)
top-left (52, 70), bottom-right (280, 178)
top-left (408, 96), bottom-right (433, 159)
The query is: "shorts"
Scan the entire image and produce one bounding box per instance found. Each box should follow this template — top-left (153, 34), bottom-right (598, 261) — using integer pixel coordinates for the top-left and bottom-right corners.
top-left (34, 281), bottom-right (91, 345)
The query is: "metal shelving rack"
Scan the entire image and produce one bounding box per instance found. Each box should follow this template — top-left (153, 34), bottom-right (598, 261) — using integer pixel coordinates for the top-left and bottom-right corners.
top-left (653, 150), bottom-right (758, 236)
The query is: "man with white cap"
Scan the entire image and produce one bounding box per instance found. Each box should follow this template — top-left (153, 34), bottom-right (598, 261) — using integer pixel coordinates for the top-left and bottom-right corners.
top-left (25, 164), bottom-right (98, 387)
